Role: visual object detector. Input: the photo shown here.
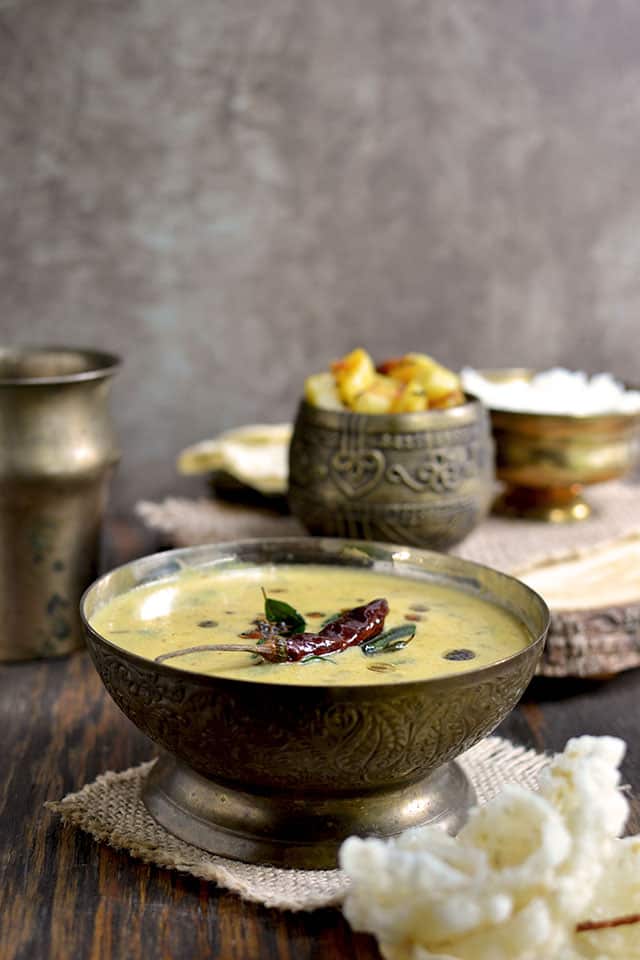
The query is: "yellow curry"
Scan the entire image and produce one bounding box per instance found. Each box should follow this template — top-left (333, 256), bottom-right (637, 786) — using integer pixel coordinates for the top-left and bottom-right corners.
top-left (90, 563), bottom-right (531, 686)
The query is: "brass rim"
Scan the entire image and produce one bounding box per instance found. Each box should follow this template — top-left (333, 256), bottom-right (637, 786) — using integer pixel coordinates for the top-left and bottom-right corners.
top-left (0, 345), bottom-right (120, 386)
top-left (81, 535), bottom-right (550, 693)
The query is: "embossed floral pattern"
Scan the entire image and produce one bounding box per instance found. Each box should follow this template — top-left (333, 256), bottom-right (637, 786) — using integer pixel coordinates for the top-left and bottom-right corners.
top-left (288, 401), bottom-right (493, 549)
top-left (88, 637), bottom-right (539, 792)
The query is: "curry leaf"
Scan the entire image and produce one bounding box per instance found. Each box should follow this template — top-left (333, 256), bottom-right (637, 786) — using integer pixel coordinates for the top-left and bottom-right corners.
top-left (261, 588), bottom-right (306, 635)
top-left (361, 623), bottom-right (416, 657)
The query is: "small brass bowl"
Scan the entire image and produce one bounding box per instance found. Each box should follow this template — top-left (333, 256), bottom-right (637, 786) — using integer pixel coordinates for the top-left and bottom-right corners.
top-left (482, 369), bottom-right (640, 522)
top-left (288, 397), bottom-right (494, 549)
top-left (82, 537), bottom-right (548, 869)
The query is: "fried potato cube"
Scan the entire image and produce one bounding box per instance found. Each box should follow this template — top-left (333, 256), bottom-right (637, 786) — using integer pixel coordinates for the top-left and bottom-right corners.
top-left (307, 349), bottom-right (463, 414)
top-left (380, 352), bottom-right (462, 406)
top-left (351, 374), bottom-right (399, 414)
top-left (407, 353), bottom-right (462, 402)
top-left (331, 348), bottom-right (376, 408)
top-left (377, 355), bottom-right (425, 382)
top-left (390, 379), bottom-right (429, 412)
top-left (304, 372), bottom-right (345, 410)
top-left (430, 388), bottom-right (466, 409)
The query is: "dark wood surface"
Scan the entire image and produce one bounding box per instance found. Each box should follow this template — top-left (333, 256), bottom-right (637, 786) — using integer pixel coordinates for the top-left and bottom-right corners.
top-left (1, 518), bottom-right (639, 960)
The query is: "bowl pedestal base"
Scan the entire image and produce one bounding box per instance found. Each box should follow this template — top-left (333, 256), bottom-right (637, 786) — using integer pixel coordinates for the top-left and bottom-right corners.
top-left (143, 754), bottom-right (476, 870)
top-left (493, 483), bottom-right (591, 522)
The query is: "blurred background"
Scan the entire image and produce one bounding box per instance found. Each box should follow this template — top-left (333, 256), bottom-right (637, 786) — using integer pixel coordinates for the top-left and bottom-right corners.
top-left (2, 0), bottom-right (639, 511)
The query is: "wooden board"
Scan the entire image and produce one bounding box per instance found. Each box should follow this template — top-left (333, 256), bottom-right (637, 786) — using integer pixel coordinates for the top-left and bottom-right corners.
top-left (514, 535), bottom-right (640, 677)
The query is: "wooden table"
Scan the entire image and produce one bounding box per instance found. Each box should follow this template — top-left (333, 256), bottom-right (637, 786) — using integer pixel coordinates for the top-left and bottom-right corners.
top-left (1, 518), bottom-right (639, 960)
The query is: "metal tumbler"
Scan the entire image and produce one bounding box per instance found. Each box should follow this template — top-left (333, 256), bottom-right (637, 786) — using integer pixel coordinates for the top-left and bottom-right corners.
top-left (0, 346), bottom-right (120, 660)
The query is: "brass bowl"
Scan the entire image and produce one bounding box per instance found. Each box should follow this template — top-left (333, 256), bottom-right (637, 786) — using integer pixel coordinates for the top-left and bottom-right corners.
top-left (82, 537), bottom-right (548, 869)
top-left (482, 369), bottom-right (640, 522)
top-left (288, 397), bottom-right (494, 549)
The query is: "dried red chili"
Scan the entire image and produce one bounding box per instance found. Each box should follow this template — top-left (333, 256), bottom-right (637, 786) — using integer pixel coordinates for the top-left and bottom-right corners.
top-left (257, 598), bottom-right (389, 662)
top-left (156, 598), bottom-right (390, 666)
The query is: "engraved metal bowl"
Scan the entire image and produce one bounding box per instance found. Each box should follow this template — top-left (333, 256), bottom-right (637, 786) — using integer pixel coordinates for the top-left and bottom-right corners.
top-left (482, 369), bottom-right (640, 522)
top-left (82, 537), bottom-right (548, 869)
top-left (288, 397), bottom-right (494, 550)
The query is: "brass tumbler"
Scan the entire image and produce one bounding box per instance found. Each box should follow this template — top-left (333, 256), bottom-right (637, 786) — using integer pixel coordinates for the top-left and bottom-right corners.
top-left (0, 346), bottom-right (120, 660)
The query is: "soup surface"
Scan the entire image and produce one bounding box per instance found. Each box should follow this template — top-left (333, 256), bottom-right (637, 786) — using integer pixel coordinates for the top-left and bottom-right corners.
top-left (90, 563), bottom-right (531, 686)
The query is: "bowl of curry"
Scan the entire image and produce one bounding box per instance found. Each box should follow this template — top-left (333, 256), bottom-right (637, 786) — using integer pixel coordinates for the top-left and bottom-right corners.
top-left (82, 537), bottom-right (549, 869)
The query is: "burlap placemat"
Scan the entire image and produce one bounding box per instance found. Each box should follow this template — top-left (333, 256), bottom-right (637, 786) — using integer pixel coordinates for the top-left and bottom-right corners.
top-left (136, 480), bottom-right (640, 573)
top-left (136, 496), bottom-right (304, 547)
top-left (47, 736), bottom-right (548, 912)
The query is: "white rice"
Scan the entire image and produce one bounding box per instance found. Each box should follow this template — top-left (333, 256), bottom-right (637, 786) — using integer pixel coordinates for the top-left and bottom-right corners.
top-left (461, 367), bottom-right (640, 416)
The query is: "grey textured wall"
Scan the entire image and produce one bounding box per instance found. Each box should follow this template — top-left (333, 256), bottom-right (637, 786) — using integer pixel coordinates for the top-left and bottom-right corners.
top-left (2, 0), bottom-right (640, 511)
